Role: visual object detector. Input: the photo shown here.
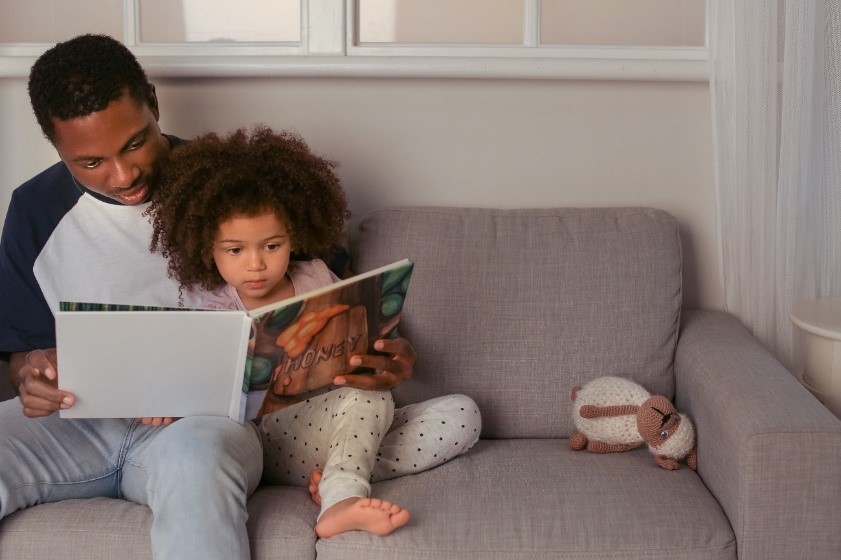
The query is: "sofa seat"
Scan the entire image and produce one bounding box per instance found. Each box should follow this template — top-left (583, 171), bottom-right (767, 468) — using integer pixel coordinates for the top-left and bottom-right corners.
top-left (0, 486), bottom-right (319, 560)
top-left (317, 439), bottom-right (735, 560)
top-left (1, 440), bottom-right (736, 560)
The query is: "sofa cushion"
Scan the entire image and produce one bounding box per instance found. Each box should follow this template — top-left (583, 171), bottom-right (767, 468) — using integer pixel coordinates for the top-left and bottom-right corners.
top-left (353, 207), bottom-right (682, 438)
top-left (316, 439), bottom-right (735, 560)
top-left (0, 487), bottom-right (319, 560)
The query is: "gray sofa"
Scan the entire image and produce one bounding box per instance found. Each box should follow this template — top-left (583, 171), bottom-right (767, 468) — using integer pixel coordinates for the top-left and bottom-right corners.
top-left (2, 206), bottom-right (840, 560)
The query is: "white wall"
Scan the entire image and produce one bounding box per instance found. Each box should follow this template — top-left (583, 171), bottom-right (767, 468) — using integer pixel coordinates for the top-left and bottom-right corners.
top-left (0, 76), bottom-right (719, 309)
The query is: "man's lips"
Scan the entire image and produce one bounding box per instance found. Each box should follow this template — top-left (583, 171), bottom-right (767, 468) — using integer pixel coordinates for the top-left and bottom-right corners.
top-left (114, 182), bottom-right (148, 204)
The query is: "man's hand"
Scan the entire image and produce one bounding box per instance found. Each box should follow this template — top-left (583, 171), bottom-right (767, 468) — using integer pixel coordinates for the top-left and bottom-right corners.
top-left (334, 337), bottom-right (416, 391)
top-left (12, 349), bottom-right (75, 418)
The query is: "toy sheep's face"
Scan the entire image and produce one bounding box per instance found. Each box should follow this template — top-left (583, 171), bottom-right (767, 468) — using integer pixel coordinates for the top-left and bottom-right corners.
top-left (637, 395), bottom-right (680, 448)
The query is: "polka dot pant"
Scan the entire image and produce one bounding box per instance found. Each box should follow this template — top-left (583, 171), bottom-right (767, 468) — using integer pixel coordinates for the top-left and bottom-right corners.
top-left (259, 390), bottom-right (481, 514)
top-left (260, 387), bottom-right (392, 514)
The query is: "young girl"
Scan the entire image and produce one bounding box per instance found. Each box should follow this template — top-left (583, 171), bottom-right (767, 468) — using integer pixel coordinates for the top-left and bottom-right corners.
top-left (145, 126), bottom-right (411, 538)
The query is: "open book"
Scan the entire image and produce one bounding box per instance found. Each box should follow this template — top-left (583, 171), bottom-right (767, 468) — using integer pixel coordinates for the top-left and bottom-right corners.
top-left (56, 259), bottom-right (414, 423)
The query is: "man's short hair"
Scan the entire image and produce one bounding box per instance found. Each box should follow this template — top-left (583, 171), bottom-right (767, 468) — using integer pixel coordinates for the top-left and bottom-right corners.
top-left (28, 34), bottom-right (154, 142)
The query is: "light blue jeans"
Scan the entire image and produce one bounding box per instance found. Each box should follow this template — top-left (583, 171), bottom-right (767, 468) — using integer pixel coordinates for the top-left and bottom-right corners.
top-left (0, 398), bottom-right (263, 560)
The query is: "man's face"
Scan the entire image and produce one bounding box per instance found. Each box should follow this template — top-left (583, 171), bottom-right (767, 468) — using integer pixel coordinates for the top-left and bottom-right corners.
top-left (51, 91), bottom-right (169, 205)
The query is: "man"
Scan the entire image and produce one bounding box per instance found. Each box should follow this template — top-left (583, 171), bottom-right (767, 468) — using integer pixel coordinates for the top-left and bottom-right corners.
top-left (0, 34), bottom-right (478, 559)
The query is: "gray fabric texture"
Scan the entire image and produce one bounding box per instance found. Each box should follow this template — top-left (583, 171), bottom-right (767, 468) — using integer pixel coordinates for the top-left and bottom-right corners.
top-left (0, 498), bottom-right (153, 560)
top-left (676, 310), bottom-right (841, 560)
top-left (316, 439), bottom-right (735, 560)
top-left (0, 488), bottom-right (319, 560)
top-left (353, 207), bottom-right (682, 439)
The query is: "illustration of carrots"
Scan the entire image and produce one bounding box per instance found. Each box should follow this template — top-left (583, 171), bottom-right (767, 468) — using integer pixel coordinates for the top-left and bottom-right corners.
top-left (276, 303), bottom-right (350, 358)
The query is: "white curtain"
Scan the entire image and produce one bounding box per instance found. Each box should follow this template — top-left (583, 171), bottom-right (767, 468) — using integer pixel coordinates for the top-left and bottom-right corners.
top-left (710, 0), bottom-right (841, 372)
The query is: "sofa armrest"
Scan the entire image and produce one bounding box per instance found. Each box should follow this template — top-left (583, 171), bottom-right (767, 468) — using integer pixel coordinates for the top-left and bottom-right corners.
top-left (676, 310), bottom-right (841, 560)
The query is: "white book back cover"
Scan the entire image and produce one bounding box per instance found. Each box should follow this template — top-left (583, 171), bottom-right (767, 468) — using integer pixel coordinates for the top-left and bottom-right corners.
top-left (56, 310), bottom-right (251, 421)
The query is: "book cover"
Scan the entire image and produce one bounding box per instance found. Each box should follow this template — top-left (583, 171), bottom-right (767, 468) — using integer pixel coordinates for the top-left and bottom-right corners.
top-left (55, 259), bottom-right (414, 423)
top-left (56, 310), bottom-right (252, 421)
top-left (245, 259), bottom-right (414, 419)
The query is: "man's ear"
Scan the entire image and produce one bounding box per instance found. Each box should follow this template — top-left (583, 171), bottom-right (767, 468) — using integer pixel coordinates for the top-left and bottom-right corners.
top-left (147, 84), bottom-right (160, 121)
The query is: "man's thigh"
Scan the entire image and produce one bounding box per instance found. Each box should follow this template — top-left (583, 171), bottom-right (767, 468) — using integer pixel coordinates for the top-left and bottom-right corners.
top-left (120, 415), bottom-right (263, 506)
top-left (0, 398), bottom-right (132, 515)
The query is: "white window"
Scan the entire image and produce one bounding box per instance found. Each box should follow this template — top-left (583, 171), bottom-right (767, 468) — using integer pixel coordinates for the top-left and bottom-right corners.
top-left (0, 0), bottom-right (709, 80)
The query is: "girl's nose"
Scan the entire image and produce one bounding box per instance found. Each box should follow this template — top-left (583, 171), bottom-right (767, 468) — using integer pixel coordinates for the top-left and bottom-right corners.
top-left (247, 252), bottom-right (266, 271)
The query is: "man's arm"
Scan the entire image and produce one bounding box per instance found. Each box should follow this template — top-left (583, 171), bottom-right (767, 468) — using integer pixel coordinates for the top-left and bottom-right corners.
top-left (9, 351), bottom-right (29, 390)
top-left (10, 349), bottom-right (74, 417)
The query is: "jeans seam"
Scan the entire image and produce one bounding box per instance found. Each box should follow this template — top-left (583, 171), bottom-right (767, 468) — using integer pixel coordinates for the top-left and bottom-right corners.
top-left (115, 419), bottom-right (142, 500)
top-left (8, 466), bottom-right (122, 494)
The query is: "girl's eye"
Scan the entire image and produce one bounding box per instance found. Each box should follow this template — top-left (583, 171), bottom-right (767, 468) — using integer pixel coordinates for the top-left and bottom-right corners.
top-left (226, 247), bottom-right (242, 256)
top-left (265, 243), bottom-right (281, 251)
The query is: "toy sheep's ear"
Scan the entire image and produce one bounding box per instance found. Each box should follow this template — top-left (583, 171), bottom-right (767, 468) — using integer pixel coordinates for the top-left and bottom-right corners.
top-left (571, 386), bottom-right (581, 401)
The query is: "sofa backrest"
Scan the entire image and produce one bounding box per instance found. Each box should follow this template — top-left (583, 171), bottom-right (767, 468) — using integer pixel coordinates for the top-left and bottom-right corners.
top-left (353, 207), bottom-right (682, 439)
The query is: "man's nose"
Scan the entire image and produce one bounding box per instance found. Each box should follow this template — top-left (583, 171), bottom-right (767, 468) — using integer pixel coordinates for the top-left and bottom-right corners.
top-left (111, 157), bottom-right (140, 188)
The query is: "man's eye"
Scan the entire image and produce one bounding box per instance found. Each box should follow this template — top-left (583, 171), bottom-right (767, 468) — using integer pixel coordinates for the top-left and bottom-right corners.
top-left (82, 160), bottom-right (101, 170)
top-left (128, 136), bottom-right (146, 151)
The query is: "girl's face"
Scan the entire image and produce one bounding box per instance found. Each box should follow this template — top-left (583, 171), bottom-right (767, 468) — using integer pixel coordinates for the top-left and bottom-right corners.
top-left (212, 211), bottom-right (295, 310)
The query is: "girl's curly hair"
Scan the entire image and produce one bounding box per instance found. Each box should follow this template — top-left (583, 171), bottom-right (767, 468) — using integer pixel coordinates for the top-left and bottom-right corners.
top-left (146, 126), bottom-right (350, 292)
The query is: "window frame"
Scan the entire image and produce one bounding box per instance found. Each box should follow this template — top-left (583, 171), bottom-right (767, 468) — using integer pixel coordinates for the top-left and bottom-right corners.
top-left (0, 0), bottom-right (711, 81)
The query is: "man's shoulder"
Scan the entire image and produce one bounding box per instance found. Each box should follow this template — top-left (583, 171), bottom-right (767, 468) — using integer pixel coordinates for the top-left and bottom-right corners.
top-left (11, 161), bottom-right (81, 212)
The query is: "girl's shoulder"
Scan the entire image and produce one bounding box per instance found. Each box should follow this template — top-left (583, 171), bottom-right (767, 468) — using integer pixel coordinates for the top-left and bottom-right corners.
top-left (200, 283), bottom-right (245, 310)
top-left (289, 259), bottom-right (341, 293)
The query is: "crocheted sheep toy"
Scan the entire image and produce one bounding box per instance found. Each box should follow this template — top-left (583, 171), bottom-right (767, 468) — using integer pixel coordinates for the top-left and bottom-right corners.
top-left (637, 395), bottom-right (697, 471)
top-left (569, 376), bottom-right (649, 453)
top-left (570, 376), bottom-right (697, 470)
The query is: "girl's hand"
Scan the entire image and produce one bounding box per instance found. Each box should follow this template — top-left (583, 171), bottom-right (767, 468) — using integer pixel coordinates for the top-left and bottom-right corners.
top-left (334, 338), bottom-right (416, 391)
top-left (138, 417), bottom-right (177, 427)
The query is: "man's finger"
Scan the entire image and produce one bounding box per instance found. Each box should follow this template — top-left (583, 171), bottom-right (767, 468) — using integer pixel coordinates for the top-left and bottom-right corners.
top-left (26, 349), bottom-right (59, 381)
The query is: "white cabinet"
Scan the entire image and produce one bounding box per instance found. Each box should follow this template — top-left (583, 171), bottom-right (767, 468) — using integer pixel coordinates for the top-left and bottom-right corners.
top-left (790, 298), bottom-right (841, 419)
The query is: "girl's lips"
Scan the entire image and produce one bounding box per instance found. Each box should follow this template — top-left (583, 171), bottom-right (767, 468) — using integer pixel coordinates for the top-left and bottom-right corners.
top-left (244, 280), bottom-right (266, 289)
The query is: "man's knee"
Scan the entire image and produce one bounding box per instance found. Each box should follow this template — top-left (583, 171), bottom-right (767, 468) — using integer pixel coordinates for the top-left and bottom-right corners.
top-left (153, 417), bottom-right (262, 487)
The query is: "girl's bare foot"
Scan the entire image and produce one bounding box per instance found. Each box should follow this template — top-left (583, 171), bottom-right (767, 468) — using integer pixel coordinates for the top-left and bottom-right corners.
top-left (315, 497), bottom-right (411, 538)
top-left (308, 468), bottom-right (323, 506)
